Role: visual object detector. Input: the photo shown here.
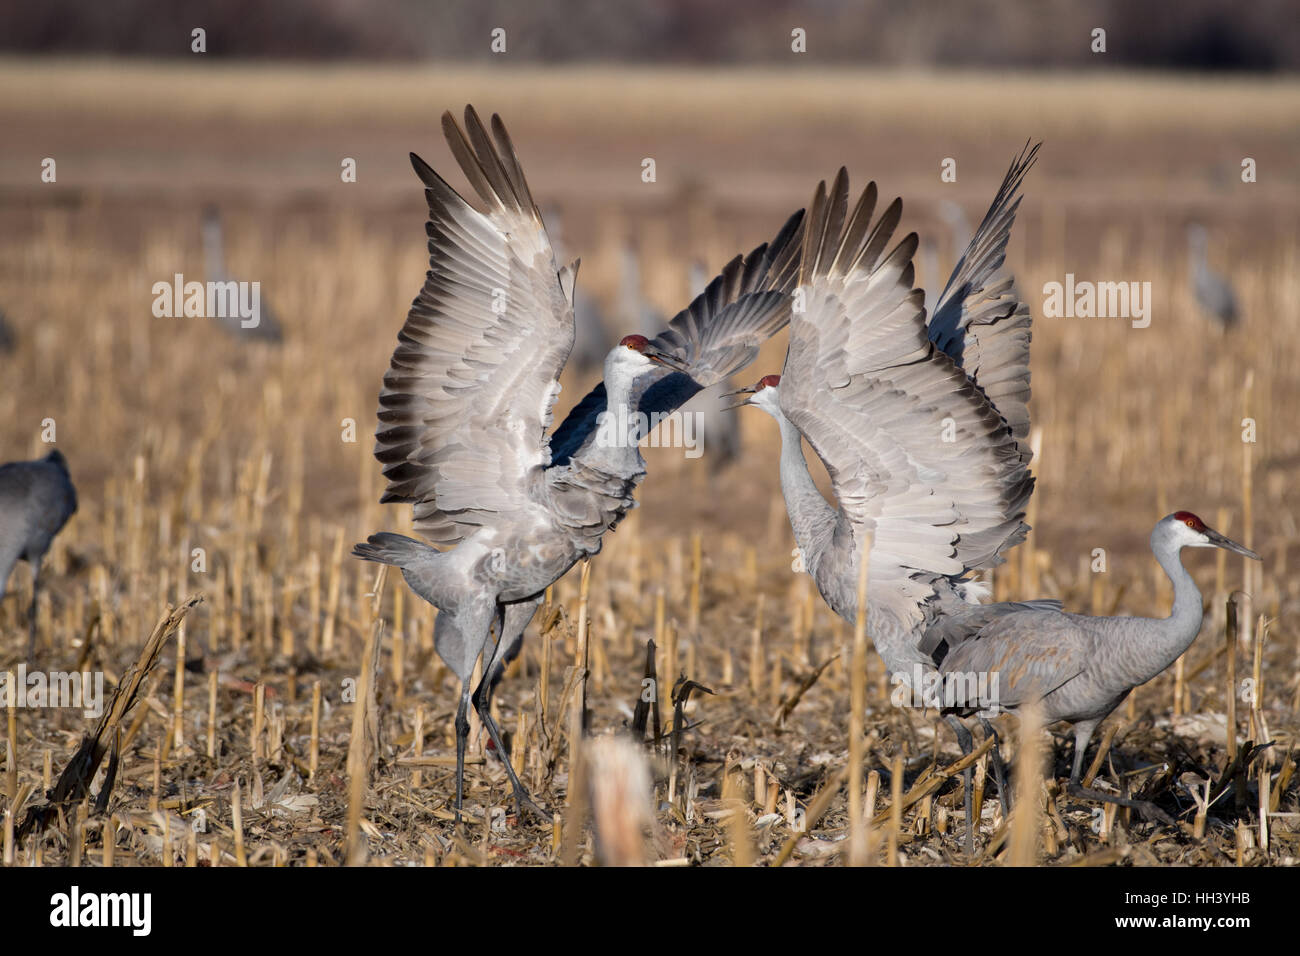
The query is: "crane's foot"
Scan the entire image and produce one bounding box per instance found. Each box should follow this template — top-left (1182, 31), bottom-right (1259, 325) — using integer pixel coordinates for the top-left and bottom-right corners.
top-left (1066, 782), bottom-right (1175, 827)
top-left (979, 718), bottom-right (1012, 818)
top-left (1133, 801), bottom-right (1176, 827)
top-left (510, 786), bottom-right (552, 824)
top-left (450, 792), bottom-right (466, 827)
top-left (472, 698), bottom-right (552, 824)
top-left (960, 770), bottom-right (976, 858)
top-left (945, 714), bottom-right (978, 856)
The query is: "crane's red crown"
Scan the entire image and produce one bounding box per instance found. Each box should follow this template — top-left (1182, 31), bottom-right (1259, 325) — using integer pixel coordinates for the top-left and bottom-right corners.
top-left (1173, 511), bottom-right (1206, 531)
top-left (756, 374), bottom-right (782, 390)
top-left (620, 334), bottom-right (650, 352)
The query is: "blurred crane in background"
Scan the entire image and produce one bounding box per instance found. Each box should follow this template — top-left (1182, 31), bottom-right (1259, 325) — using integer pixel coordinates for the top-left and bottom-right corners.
top-left (1187, 223), bottom-right (1239, 329)
top-left (0, 449), bottom-right (77, 664)
top-left (201, 206), bottom-right (285, 343)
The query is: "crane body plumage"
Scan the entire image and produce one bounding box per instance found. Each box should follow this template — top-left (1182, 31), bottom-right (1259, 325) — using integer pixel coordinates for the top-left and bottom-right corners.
top-left (0, 449), bottom-right (77, 663)
top-left (366, 345), bottom-right (659, 609)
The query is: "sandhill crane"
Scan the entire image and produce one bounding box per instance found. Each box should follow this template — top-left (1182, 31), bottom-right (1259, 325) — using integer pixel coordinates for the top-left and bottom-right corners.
top-left (570, 285), bottom-right (615, 380)
top-left (1187, 224), bottom-right (1239, 329)
top-left (0, 449), bottom-right (77, 663)
top-left (0, 309), bottom-right (15, 354)
top-left (543, 208), bottom-right (614, 379)
top-left (937, 511), bottom-right (1260, 823)
top-left (938, 198), bottom-right (972, 262)
top-left (200, 207), bottom-right (285, 343)
top-left (687, 261), bottom-right (709, 301)
top-left (920, 237), bottom-right (943, 313)
top-left (352, 106), bottom-right (804, 821)
top-left (732, 145), bottom-right (1041, 849)
top-left (616, 239), bottom-right (667, 329)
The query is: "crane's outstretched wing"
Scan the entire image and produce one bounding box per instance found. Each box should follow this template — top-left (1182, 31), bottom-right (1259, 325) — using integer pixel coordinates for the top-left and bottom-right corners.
top-left (780, 169), bottom-right (1033, 624)
top-left (375, 106), bottom-right (575, 547)
top-left (937, 608), bottom-right (1089, 711)
top-left (927, 143), bottom-right (1040, 447)
top-left (548, 208), bottom-right (804, 467)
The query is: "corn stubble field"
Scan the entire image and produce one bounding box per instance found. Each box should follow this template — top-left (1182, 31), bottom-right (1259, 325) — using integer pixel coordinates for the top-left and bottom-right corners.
top-left (0, 61), bottom-right (1298, 867)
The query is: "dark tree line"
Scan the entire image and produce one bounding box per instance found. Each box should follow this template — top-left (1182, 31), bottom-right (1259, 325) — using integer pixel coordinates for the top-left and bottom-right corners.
top-left (2, 0), bottom-right (1292, 71)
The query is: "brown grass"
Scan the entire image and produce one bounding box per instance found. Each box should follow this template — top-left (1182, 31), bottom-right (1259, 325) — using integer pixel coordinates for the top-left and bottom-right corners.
top-left (0, 62), bottom-right (1296, 866)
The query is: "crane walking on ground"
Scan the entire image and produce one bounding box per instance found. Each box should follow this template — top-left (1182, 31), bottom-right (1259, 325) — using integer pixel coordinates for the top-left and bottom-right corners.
top-left (201, 206), bottom-right (285, 343)
top-left (353, 106), bottom-right (804, 821)
top-left (937, 511), bottom-right (1260, 822)
top-left (732, 145), bottom-right (1041, 850)
top-left (0, 449), bottom-right (77, 664)
top-left (1187, 223), bottom-right (1239, 330)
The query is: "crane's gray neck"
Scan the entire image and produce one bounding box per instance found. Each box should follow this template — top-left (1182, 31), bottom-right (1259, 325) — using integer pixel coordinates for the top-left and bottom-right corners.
top-left (1188, 232), bottom-right (1208, 275)
top-left (585, 361), bottom-right (646, 478)
top-left (542, 360), bottom-right (648, 548)
top-left (1159, 535), bottom-right (1203, 625)
top-left (619, 248), bottom-right (640, 316)
top-left (773, 407), bottom-right (837, 570)
top-left (202, 215), bottom-right (226, 280)
top-left (1127, 537), bottom-right (1205, 686)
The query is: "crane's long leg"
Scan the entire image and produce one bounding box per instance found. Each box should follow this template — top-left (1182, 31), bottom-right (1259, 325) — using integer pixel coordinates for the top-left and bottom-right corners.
top-left (472, 596), bottom-right (549, 821)
top-left (945, 714), bottom-right (976, 856)
top-left (979, 716), bottom-right (1012, 818)
top-left (1064, 720), bottom-right (1174, 826)
top-left (434, 604), bottom-right (494, 825)
top-left (453, 677), bottom-right (472, 823)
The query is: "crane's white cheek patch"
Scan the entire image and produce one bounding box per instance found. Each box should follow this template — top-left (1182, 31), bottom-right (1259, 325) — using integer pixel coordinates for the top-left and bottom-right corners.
top-left (956, 581), bottom-right (992, 604)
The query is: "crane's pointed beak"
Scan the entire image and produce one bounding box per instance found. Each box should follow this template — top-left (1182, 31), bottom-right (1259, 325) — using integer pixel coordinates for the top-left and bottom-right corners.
top-left (721, 384), bottom-right (757, 411)
top-left (643, 343), bottom-right (688, 372)
top-left (1205, 527), bottom-right (1261, 560)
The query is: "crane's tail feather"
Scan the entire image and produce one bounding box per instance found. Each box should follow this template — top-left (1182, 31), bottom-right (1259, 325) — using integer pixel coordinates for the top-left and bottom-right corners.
top-left (351, 532), bottom-right (432, 568)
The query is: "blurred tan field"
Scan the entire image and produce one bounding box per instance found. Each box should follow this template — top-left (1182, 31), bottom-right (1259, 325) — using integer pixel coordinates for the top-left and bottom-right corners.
top-left (0, 60), bottom-right (1297, 867)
